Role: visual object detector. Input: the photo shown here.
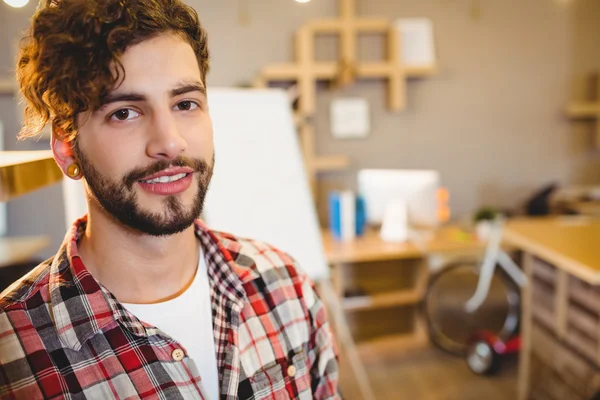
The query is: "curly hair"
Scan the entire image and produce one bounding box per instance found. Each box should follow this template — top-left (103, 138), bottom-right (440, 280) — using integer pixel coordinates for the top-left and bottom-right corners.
top-left (17, 0), bottom-right (210, 142)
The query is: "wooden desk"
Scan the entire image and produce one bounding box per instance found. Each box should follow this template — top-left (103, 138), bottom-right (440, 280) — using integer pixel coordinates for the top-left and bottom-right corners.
top-left (322, 226), bottom-right (484, 344)
top-left (503, 217), bottom-right (600, 400)
top-left (323, 226), bottom-right (484, 264)
top-left (504, 217), bottom-right (600, 284)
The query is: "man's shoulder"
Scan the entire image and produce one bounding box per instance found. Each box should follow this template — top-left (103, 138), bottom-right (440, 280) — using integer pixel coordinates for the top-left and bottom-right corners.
top-left (0, 257), bottom-right (54, 312)
top-left (211, 230), bottom-right (309, 285)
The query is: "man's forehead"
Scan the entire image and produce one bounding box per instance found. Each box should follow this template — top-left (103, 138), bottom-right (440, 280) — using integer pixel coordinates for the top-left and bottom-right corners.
top-left (115, 34), bottom-right (202, 83)
top-left (105, 37), bottom-right (204, 96)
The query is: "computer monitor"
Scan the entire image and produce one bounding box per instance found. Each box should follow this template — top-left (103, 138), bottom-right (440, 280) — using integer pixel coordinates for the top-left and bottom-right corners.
top-left (357, 169), bottom-right (440, 228)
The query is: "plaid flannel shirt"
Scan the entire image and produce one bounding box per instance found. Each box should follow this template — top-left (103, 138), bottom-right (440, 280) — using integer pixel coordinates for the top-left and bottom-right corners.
top-left (0, 217), bottom-right (340, 399)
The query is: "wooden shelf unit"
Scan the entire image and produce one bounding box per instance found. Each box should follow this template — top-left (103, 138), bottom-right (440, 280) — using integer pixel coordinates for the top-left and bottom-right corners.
top-left (342, 288), bottom-right (423, 312)
top-left (261, 63), bottom-right (437, 84)
top-left (566, 102), bottom-right (600, 118)
top-left (323, 227), bottom-right (484, 343)
top-left (566, 72), bottom-right (600, 148)
top-left (312, 155), bottom-right (351, 173)
top-left (566, 102), bottom-right (599, 146)
top-left (256, 0), bottom-right (437, 200)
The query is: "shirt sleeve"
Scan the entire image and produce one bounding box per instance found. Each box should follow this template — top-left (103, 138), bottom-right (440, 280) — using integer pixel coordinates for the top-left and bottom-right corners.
top-left (0, 309), bottom-right (38, 400)
top-left (299, 273), bottom-right (343, 400)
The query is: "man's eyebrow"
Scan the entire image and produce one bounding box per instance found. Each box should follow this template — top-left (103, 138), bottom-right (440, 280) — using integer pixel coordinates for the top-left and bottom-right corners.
top-left (171, 81), bottom-right (206, 97)
top-left (99, 93), bottom-right (146, 108)
top-left (97, 81), bottom-right (206, 110)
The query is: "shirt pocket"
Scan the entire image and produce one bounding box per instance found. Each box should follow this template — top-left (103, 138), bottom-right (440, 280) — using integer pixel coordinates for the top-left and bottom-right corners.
top-left (247, 350), bottom-right (312, 400)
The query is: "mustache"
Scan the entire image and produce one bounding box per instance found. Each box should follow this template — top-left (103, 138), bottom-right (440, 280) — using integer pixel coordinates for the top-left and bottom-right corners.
top-left (123, 157), bottom-right (209, 189)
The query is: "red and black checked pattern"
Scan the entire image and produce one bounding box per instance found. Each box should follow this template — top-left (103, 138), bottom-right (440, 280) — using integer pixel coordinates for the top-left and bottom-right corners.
top-left (0, 217), bottom-right (340, 399)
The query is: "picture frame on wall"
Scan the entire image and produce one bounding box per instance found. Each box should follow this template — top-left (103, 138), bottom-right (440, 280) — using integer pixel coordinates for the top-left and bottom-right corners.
top-left (330, 98), bottom-right (371, 139)
top-left (395, 18), bottom-right (436, 68)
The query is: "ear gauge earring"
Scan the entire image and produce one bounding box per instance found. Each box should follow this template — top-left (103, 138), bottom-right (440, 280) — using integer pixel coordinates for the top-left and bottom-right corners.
top-left (66, 163), bottom-right (80, 178)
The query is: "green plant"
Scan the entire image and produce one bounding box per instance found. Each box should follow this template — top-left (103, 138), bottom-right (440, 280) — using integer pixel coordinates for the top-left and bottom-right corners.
top-left (474, 207), bottom-right (498, 223)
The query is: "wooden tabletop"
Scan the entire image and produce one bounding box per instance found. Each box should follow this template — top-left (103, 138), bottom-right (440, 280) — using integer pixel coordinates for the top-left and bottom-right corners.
top-left (322, 226), bottom-right (484, 264)
top-left (0, 236), bottom-right (50, 269)
top-left (503, 217), bottom-right (600, 285)
top-left (0, 150), bottom-right (63, 202)
top-left (0, 150), bottom-right (55, 168)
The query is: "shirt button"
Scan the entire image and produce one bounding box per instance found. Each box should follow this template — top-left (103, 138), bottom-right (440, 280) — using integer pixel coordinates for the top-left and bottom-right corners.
top-left (172, 348), bottom-right (185, 361)
top-left (287, 365), bottom-right (297, 377)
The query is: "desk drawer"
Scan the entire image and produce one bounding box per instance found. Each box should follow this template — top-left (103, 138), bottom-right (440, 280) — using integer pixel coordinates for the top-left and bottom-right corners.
top-left (569, 278), bottom-right (600, 311)
top-left (532, 258), bottom-right (557, 285)
top-left (530, 323), bottom-right (600, 400)
top-left (530, 256), bottom-right (600, 367)
top-left (531, 258), bottom-right (556, 331)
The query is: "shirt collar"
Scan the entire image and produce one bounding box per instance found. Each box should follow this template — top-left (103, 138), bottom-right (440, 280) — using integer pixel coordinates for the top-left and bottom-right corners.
top-left (50, 215), bottom-right (258, 351)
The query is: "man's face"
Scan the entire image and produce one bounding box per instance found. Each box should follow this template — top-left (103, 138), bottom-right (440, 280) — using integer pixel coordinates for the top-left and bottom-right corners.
top-left (74, 34), bottom-right (214, 236)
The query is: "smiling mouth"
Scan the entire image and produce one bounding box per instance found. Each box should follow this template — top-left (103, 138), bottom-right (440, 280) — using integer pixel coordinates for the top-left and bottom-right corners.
top-left (139, 172), bottom-right (192, 184)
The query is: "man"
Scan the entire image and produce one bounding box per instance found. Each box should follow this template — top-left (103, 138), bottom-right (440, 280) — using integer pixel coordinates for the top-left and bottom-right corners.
top-left (0, 0), bottom-right (340, 399)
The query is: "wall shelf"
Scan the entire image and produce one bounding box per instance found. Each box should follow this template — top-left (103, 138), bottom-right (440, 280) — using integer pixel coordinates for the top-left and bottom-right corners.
top-left (262, 63), bottom-right (437, 82)
top-left (566, 102), bottom-right (600, 119)
top-left (0, 78), bottom-right (15, 95)
top-left (313, 155), bottom-right (350, 173)
top-left (342, 289), bottom-right (423, 312)
top-left (0, 150), bottom-right (63, 202)
top-left (255, 0), bottom-right (438, 200)
top-left (566, 73), bottom-right (600, 147)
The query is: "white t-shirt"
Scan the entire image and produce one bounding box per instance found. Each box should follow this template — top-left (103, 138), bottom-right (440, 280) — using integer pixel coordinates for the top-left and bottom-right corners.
top-left (123, 249), bottom-right (219, 400)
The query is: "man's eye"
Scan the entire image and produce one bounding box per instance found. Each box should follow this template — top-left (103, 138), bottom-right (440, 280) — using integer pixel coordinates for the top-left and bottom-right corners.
top-left (110, 109), bottom-right (140, 121)
top-left (175, 101), bottom-right (199, 111)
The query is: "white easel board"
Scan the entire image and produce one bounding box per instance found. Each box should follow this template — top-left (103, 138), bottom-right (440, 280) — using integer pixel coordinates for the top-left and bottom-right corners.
top-left (203, 88), bottom-right (329, 281)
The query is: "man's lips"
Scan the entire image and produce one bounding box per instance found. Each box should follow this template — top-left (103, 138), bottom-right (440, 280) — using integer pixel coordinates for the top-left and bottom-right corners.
top-left (137, 166), bottom-right (194, 196)
top-left (139, 167), bottom-right (195, 181)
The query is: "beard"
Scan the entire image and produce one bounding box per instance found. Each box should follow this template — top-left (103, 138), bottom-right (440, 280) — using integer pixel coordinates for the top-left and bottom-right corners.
top-left (73, 142), bottom-right (214, 237)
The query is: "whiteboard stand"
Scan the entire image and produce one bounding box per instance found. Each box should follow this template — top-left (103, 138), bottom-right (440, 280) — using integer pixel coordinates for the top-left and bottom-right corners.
top-left (319, 279), bottom-right (377, 400)
top-left (204, 88), bottom-right (375, 400)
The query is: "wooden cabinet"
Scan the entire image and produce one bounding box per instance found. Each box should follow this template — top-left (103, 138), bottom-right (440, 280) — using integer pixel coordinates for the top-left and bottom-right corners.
top-left (322, 227), bottom-right (484, 344)
top-left (503, 218), bottom-right (600, 400)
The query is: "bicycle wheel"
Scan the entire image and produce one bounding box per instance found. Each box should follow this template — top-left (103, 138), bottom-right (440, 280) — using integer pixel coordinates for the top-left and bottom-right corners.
top-left (424, 260), bottom-right (520, 356)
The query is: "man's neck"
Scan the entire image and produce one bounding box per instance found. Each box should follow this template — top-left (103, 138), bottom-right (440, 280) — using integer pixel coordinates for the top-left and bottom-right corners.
top-left (77, 206), bottom-right (200, 305)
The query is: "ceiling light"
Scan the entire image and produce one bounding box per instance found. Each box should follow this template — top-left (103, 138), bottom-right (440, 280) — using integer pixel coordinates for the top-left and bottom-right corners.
top-left (3, 0), bottom-right (29, 8)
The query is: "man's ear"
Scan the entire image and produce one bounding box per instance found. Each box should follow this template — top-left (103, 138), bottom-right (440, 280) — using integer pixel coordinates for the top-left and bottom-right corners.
top-left (51, 128), bottom-right (81, 180)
